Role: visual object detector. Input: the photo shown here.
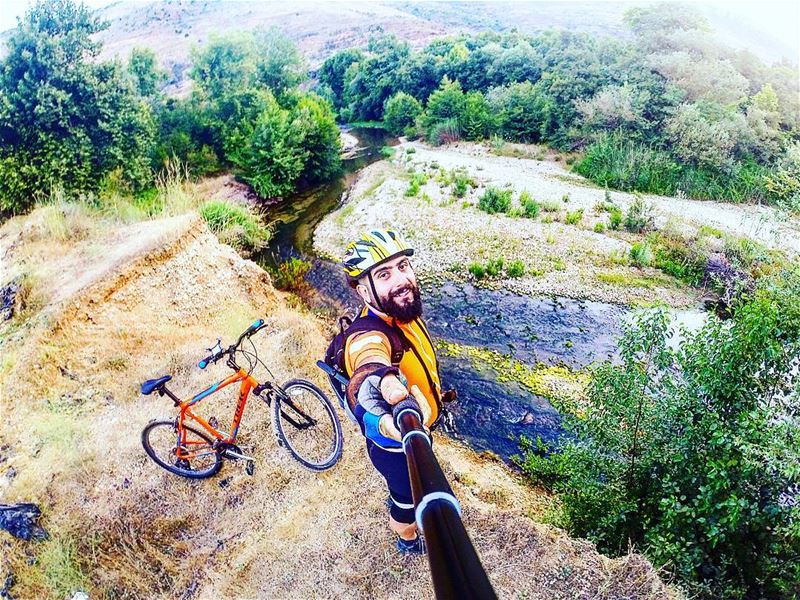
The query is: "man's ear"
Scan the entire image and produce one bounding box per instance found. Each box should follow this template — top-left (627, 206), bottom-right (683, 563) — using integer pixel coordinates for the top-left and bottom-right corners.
top-left (355, 282), bottom-right (372, 304)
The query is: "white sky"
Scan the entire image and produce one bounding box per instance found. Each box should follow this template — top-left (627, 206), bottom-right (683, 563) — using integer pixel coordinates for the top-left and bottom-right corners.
top-left (1, 0), bottom-right (798, 61)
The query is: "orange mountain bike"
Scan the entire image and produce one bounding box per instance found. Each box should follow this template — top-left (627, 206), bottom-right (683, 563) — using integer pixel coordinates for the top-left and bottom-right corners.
top-left (141, 319), bottom-right (343, 478)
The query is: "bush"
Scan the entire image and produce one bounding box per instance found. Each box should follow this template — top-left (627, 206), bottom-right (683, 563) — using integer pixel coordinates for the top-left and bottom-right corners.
top-left (269, 256), bottom-right (311, 291)
top-left (519, 191), bottom-right (540, 218)
top-left (427, 118), bottom-right (461, 146)
top-left (199, 200), bottom-right (270, 254)
top-left (468, 262), bottom-right (486, 279)
top-left (520, 273), bottom-right (800, 597)
top-left (593, 222), bottom-right (606, 233)
top-left (624, 195), bottom-right (654, 233)
top-left (629, 240), bottom-right (653, 266)
top-left (608, 207), bottom-right (623, 230)
top-left (383, 91), bottom-right (423, 136)
top-left (485, 257), bottom-right (504, 277)
top-left (405, 173), bottom-right (428, 197)
top-left (452, 172), bottom-right (473, 198)
top-left (507, 259), bottom-right (525, 277)
top-left (540, 199), bottom-right (561, 213)
top-left (565, 209), bottom-right (584, 225)
top-left (479, 187), bottom-right (512, 214)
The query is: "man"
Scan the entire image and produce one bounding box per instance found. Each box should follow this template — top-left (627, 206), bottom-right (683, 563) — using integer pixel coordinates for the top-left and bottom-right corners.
top-left (341, 229), bottom-right (446, 555)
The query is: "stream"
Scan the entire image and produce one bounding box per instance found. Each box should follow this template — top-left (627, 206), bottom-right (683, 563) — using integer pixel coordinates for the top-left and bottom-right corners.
top-left (255, 128), bottom-right (705, 463)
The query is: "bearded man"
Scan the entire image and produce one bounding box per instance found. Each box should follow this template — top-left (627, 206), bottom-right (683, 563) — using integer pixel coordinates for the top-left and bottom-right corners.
top-left (340, 229), bottom-right (448, 555)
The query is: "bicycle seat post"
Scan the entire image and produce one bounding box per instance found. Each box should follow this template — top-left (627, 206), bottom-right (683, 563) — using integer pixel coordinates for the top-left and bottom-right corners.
top-left (160, 386), bottom-right (181, 407)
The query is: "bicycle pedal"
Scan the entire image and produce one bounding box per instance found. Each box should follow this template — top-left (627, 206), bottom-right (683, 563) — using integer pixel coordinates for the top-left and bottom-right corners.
top-left (245, 461), bottom-right (255, 476)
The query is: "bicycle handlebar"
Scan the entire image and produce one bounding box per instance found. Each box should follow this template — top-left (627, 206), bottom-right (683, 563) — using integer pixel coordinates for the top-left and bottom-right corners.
top-left (198, 319), bottom-right (266, 370)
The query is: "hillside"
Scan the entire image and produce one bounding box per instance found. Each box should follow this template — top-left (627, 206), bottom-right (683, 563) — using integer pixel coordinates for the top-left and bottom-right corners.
top-left (0, 207), bottom-right (679, 598)
top-left (1, 1), bottom-right (792, 95)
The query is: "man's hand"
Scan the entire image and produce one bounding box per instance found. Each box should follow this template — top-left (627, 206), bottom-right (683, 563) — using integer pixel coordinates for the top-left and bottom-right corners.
top-left (377, 379), bottom-right (433, 441)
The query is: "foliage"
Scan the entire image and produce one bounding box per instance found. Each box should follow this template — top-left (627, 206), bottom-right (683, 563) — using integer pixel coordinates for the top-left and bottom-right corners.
top-left (520, 271), bottom-right (800, 597)
top-left (452, 172), bottom-right (472, 198)
top-left (507, 259), bottom-right (525, 277)
top-left (478, 187), bottom-right (512, 214)
top-left (405, 172), bottom-right (428, 197)
top-left (0, 0), bottom-right (156, 213)
top-left (318, 48), bottom-right (363, 112)
top-left (520, 191), bottom-right (540, 218)
top-left (383, 91), bottom-right (423, 136)
top-left (199, 199), bottom-right (270, 254)
top-left (269, 256), bottom-right (312, 291)
top-left (485, 257), bottom-right (504, 277)
top-left (467, 262), bottom-right (485, 279)
top-left (127, 47), bottom-right (167, 99)
top-left (623, 195), bottom-right (654, 233)
top-left (608, 207), bottom-right (623, 230)
top-left (628, 240), bottom-right (653, 266)
top-left (564, 208), bottom-right (584, 225)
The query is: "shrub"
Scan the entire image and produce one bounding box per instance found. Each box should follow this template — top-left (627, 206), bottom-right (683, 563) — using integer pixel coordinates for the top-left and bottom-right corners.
top-left (468, 262), bottom-right (486, 279)
top-left (485, 257), bottom-right (504, 277)
top-left (624, 195), bottom-right (654, 233)
top-left (565, 209), bottom-right (584, 225)
top-left (562, 193), bottom-right (570, 203)
top-left (479, 187), bottom-right (512, 214)
top-left (427, 118), bottom-right (461, 146)
top-left (629, 240), bottom-right (653, 266)
top-left (405, 173), bottom-right (427, 197)
top-left (608, 207), bottom-right (623, 230)
top-left (383, 91), bottom-right (423, 136)
top-left (269, 256), bottom-right (311, 291)
top-left (507, 259), bottom-right (525, 277)
top-left (452, 172), bottom-right (473, 198)
top-left (520, 273), bottom-right (800, 597)
top-left (199, 200), bottom-right (270, 254)
top-left (380, 146), bottom-right (395, 158)
top-left (593, 222), bottom-right (606, 233)
top-left (540, 199), bottom-right (561, 213)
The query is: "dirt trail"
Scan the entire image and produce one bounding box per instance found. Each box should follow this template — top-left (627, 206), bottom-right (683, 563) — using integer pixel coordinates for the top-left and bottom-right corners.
top-left (0, 209), bottom-right (678, 599)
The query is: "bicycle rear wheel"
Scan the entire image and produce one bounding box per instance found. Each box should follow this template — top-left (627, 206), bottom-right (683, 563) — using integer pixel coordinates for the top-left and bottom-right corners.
top-left (272, 379), bottom-right (343, 472)
top-left (142, 419), bottom-right (222, 479)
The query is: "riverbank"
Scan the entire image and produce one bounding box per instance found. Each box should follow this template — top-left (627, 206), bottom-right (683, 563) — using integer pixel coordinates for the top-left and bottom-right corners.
top-left (314, 139), bottom-right (796, 308)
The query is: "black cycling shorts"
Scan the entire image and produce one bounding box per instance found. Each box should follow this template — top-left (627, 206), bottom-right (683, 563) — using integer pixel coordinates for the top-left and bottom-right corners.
top-left (366, 439), bottom-right (415, 524)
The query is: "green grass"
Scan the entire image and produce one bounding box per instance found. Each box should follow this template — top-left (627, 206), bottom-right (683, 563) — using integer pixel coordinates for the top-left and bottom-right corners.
top-left (565, 209), bottom-right (584, 225)
top-left (199, 200), bottom-right (270, 255)
top-left (478, 187), bottom-right (512, 214)
top-left (596, 271), bottom-right (663, 288)
top-left (345, 121), bottom-right (386, 129)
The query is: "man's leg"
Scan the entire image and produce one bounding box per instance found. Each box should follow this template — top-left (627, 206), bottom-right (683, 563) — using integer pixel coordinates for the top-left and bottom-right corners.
top-left (366, 440), bottom-right (418, 540)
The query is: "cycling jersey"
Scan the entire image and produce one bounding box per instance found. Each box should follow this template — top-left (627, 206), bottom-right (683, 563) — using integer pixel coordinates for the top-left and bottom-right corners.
top-left (344, 304), bottom-right (442, 431)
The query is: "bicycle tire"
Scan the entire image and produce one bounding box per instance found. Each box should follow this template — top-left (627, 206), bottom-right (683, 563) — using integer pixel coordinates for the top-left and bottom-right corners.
top-left (142, 419), bottom-right (222, 479)
top-left (272, 379), bottom-right (343, 472)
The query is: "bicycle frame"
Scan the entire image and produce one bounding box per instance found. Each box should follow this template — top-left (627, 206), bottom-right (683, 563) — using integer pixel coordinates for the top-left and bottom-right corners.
top-left (175, 368), bottom-right (259, 458)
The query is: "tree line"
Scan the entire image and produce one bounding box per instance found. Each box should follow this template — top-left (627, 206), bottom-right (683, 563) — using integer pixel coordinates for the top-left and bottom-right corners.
top-left (318, 4), bottom-right (799, 208)
top-left (0, 0), bottom-right (342, 214)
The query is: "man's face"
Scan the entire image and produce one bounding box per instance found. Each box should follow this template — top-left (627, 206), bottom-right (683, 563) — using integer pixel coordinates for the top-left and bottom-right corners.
top-left (357, 254), bottom-right (422, 323)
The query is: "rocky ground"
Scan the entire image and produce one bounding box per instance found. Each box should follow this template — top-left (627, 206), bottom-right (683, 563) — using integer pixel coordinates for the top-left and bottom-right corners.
top-left (0, 208), bottom-right (679, 599)
top-left (314, 139), bottom-right (797, 308)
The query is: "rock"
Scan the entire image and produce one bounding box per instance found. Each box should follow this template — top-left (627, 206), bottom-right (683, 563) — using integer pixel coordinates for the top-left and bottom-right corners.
top-left (0, 280), bottom-right (20, 321)
top-left (0, 504), bottom-right (48, 541)
top-left (1, 571), bottom-right (14, 600)
top-left (70, 592), bottom-right (89, 600)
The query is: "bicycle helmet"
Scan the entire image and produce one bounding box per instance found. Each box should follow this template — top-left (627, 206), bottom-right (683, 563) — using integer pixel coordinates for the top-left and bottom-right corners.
top-left (342, 229), bottom-right (414, 281)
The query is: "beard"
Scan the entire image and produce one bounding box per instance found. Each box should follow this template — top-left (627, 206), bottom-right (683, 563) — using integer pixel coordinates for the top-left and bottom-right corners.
top-left (382, 282), bottom-right (423, 323)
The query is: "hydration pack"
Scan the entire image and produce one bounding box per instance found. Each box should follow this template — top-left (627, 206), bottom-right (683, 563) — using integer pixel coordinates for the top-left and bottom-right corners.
top-left (321, 313), bottom-right (407, 423)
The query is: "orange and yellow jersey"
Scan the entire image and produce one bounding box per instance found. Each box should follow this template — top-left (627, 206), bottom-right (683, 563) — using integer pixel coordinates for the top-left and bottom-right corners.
top-left (344, 305), bottom-right (441, 425)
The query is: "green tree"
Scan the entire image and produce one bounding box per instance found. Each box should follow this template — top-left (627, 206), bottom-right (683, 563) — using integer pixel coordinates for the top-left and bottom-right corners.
top-left (190, 32), bottom-right (257, 100)
top-left (460, 91), bottom-right (494, 140)
top-left (421, 77), bottom-right (466, 135)
top-left (252, 27), bottom-right (305, 97)
top-left (0, 0), bottom-right (155, 212)
top-left (521, 271), bottom-right (800, 597)
top-left (487, 81), bottom-right (549, 143)
top-left (318, 48), bottom-right (363, 111)
top-left (224, 89), bottom-right (308, 198)
top-left (292, 93), bottom-right (342, 184)
top-left (127, 47), bottom-right (167, 99)
top-left (383, 91), bottom-right (422, 135)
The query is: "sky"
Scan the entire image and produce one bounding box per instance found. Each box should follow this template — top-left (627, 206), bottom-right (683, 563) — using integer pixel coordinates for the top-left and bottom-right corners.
top-left (1, 0), bottom-right (798, 62)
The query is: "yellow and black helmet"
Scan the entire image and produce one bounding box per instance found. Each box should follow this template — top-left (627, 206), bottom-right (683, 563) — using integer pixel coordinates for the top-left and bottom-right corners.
top-left (342, 229), bottom-right (414, 280)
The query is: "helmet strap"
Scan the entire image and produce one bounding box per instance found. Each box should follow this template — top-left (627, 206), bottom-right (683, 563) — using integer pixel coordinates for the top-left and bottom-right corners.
top-left (367, 271), bottom-right (385, 313)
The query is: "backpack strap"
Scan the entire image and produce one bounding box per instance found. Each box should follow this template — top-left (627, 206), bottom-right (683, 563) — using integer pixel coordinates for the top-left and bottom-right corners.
top-left (344, 315), bottom-right (407, 366)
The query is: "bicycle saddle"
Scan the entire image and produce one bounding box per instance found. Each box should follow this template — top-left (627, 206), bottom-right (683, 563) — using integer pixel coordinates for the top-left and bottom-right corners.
top-left (141, 376), bottom-right (172, 395)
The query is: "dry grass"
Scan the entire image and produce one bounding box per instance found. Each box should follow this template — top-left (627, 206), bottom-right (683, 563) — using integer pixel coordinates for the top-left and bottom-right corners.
top-left (0, 211), bottom-right (679, 599)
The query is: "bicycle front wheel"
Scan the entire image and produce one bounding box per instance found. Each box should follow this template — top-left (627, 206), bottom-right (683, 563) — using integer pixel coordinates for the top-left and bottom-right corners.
top-left (272, 379), bottom-right (343, 472)
top-left (142, 419), bottom-right (222, 479)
